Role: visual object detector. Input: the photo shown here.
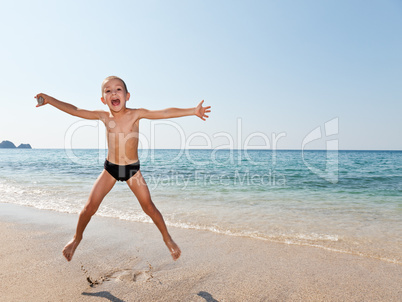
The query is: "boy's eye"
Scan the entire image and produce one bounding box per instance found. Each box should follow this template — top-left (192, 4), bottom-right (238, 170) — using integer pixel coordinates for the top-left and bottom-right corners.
top-left (117, 88), bottom-right (121, 91)
top-left (106, 90), bottom-right (110, 93)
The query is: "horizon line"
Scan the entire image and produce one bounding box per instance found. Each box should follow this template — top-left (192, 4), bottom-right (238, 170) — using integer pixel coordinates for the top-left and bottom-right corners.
top-left (3, 148), bottom-right (402, 152)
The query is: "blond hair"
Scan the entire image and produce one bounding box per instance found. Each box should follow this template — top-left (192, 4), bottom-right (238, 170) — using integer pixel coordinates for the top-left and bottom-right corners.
top-left (101, 76), bottom-right (128, 95)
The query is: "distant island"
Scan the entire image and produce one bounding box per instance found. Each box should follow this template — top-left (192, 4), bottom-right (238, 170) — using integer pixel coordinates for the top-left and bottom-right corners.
top-left (0, 140), bottom-right (32, 149)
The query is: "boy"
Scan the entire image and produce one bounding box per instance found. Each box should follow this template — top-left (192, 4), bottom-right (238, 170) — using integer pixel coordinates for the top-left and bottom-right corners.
top-left (35, 76), bottom-right (211, 261)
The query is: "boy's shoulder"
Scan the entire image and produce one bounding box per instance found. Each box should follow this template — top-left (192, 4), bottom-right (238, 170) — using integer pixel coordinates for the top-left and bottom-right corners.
top-left (122, 107), bottom-right (142, 119)
top-left (127, 107), bottom-right (145, 115)
top-left (126, 107), bottom-right (141, 114)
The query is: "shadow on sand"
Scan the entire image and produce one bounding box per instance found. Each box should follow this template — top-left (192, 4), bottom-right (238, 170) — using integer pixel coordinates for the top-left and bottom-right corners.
top-left (197, 291), bottom-right (219, 302)
top-left (82, 289), bottom-right (218, 302)
top-left (82, 291), bottom-right (125, 302)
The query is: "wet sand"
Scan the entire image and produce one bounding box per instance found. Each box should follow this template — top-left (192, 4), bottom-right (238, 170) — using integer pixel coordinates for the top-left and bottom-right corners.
top-left (0, 203), bottom-right (401, 301)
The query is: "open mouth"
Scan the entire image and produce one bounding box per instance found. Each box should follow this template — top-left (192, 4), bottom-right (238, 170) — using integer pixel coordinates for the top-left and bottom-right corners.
top-left (111, 99), bottom-right (120, 106)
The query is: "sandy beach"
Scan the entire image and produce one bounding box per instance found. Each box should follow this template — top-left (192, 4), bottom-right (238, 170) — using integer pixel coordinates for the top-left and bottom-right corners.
top-left (0, 203), bottom-right (401, 302)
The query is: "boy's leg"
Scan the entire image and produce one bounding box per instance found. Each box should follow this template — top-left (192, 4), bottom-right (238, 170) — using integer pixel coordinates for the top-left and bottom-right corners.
top-left (63, 170), bottom-right (116, 261)
top-left (126, 171), bottom-right (181, 260)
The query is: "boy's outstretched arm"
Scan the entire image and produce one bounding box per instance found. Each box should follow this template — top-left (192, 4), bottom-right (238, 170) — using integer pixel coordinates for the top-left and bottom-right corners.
top-left (139, 100), bottom-right (211, 121)
top-left (35, 93), bottom-right (104, 120)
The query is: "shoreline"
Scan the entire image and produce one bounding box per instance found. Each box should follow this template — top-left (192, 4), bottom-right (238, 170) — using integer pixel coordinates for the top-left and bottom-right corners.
top-left (3, 199), bottom-right (400, 266)
top-left (1, 203), bottom-right (401, 301)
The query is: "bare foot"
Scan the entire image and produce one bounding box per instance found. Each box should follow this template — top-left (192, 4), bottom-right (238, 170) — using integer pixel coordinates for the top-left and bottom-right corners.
top-left (165, 239), bottom-right (181, 261)
top-left (62, 238), bottom-right (80, 262)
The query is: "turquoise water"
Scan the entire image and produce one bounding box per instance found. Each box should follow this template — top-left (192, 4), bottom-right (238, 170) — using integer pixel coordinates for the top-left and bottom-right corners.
top-left (0, 149), bottom-right (401, 264)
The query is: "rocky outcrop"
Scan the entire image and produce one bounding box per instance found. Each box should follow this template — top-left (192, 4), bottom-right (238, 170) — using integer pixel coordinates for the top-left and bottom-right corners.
top-left (0, 140), bottom-right (32, 149)
top-left (17, 143), bottom-right (32, 149)
top-left (0, 140), bottom-right (16, 148)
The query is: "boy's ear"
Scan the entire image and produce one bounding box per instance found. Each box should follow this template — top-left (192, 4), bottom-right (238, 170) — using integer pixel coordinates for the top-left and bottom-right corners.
top-left (101, 97), bottom-right (106, 105)
top-left (126, 92), bottom-right (130, 101)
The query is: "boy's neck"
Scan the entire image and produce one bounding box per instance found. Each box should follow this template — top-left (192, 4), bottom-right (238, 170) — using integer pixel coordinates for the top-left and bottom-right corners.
top-left (109, 106), bottom-right (128, 118)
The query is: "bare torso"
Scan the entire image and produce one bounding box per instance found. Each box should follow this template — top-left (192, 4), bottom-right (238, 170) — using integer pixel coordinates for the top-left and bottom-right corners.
top-left (101, 108), bottom-right (141, 165)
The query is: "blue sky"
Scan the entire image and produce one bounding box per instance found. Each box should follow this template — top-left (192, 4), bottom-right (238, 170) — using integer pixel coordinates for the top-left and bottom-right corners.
top-left (1, 0), bottom-right (401, 150)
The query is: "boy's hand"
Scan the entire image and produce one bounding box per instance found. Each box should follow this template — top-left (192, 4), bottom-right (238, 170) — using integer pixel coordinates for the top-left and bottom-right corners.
top-left (195, 100), bottom-right (211, 121)
top-left (34, 93), bottom-right (50, 107)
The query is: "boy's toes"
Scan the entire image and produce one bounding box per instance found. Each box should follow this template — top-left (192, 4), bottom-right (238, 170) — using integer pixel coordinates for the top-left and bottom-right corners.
top-left (62, 249), bottom-right (71, 261)
top-left (62, 239), bottom-right (79, 262)
top-left (165, 240), bottom-right (181, 261)
top-left (172, 249), bottom-right (181, 261)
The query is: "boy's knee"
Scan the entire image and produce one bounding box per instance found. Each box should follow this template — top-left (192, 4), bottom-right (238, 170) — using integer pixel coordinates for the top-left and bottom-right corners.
top-left (142, 203), bottom-right (157, 216)
top-left (82, 205), bottom-right (98, 217)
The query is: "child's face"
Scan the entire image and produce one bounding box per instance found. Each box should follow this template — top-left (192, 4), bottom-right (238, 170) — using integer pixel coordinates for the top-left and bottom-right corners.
top-left (101, 79), bottom-right (130, 112)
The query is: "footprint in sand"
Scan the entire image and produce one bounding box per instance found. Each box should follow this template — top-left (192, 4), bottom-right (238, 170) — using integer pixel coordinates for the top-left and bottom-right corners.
top-left (106, 269), bottom-right (152, 282)
top-left (81, 262), bottom-right (156, 286)
top-left (81, 265), bottom-right (110, 287)
top-left (107, 263), bottom-right (155, 283)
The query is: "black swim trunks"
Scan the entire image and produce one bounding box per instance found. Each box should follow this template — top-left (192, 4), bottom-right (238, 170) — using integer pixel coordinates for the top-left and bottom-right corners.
top-left (104, 159), bottom-right (140, 181)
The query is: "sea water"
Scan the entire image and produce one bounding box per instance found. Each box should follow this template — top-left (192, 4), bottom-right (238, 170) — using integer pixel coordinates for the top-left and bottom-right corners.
top-left (0, 149), bottom-right (401, 264)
